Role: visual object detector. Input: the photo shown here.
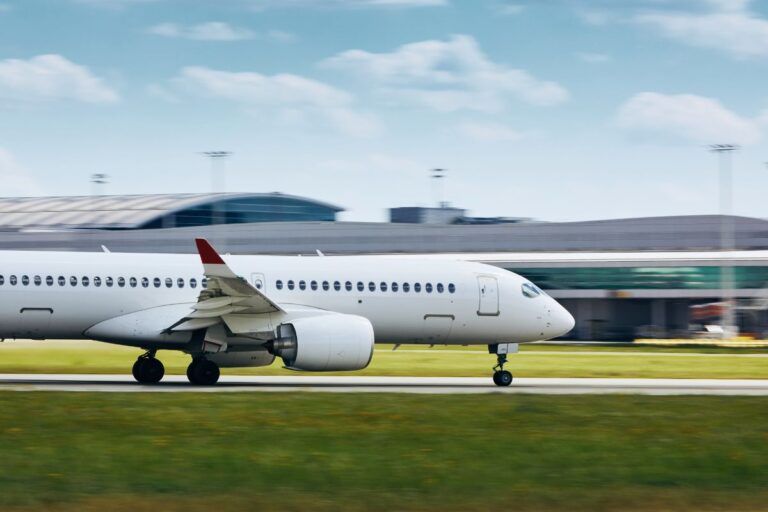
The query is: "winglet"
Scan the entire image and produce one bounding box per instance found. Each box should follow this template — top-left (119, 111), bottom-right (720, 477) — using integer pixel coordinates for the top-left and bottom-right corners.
top-left (195, 238), bottom-right (226, 265)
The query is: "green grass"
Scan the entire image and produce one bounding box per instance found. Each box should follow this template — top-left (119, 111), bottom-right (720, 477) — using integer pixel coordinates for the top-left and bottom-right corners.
top-left (0, 340), bottom-right (767, 379)
top-left (0, 393), bottom-right (767, 511)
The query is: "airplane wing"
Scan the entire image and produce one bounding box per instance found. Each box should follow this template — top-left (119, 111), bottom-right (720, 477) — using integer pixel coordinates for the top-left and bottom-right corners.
top-left (166, 238), bottom-right (283, 332)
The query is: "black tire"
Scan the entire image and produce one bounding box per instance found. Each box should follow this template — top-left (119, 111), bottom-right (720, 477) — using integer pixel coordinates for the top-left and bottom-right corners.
top-left (186, 360), bottom-right (196, 383)
top-left (189, 359), bottom-right (220, 385)
top-left (133, 357), bottom-right (164, 384)
top-left (132, 358), bottom-right (145, 382)
top-left (496, 370), bottom-right (513, 387)
top-left (141, 358), bottom-right (165, 384)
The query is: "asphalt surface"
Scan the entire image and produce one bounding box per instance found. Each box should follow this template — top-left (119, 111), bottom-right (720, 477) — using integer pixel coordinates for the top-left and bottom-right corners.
top-left (1, 374), bottom-right (768, 395)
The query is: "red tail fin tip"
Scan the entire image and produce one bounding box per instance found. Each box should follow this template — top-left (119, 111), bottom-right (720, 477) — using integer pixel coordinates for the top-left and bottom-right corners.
top-left (195, 238), bottom-right (226, 265)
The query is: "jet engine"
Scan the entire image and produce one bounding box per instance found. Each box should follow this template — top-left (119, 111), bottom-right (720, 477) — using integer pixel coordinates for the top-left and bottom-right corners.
top-left (268, 313), bottom-right (374, 371)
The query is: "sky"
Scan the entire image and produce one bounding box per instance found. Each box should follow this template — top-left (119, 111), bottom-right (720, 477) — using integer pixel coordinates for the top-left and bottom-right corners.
top-left (0, 0), bottom-right (767, 222)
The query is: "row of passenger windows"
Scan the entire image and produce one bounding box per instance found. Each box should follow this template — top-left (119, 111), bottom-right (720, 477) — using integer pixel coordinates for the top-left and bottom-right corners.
top-left (275, 279), bottom-right (456, 294)
top-left (0, 274), bottom-right (207, 289)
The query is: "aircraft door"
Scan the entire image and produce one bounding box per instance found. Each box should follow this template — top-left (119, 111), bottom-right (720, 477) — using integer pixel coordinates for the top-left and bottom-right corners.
top-left (251, 273), bottom-right (266, 292)
top-left (477, 276), bottom-right (499, 316)
top-left (16, 307), bottom-right (53, 339)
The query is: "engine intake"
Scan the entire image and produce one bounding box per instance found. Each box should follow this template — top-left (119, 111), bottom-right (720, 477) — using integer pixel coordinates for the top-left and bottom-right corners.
top-left (269, 314), bottom-right (374, 371)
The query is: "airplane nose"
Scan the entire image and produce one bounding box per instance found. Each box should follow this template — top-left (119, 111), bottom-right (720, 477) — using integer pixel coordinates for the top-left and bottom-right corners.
top-left (546, 300), bottom-right (575, 338)
top-left (555, 304), bottom-right (575, 336)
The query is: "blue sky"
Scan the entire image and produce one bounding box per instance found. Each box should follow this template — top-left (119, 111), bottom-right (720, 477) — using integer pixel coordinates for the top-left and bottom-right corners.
top-left (0, 0), bottom-right (767, 222)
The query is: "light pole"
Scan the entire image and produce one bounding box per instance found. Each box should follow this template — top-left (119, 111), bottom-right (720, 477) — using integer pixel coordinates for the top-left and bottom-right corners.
top-left (202, 151), bottom-right (232, 249)
top-left (202, 151), bottom-right (231, 193)
top-left (709, 144), bottom-right (739, 339)
top-left (431, 168), bottom-right (446, 207)
top-left (90, 173), bottom-right (109, 196)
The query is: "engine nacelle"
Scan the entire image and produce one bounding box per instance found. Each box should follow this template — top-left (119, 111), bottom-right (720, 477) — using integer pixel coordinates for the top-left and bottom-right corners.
top-left (269, 314), bottom-right (374, 371)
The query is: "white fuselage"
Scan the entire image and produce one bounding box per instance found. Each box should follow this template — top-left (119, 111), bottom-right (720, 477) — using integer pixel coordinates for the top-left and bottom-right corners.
top-left (0, 251), bottom-right (574, 345)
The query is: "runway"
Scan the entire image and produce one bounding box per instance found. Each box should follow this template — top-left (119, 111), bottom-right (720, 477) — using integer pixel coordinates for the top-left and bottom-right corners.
top-left (1, 374), bottom-right (768, 395)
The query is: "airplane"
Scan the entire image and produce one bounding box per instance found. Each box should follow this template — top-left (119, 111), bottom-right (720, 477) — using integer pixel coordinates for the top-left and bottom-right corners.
top-left (0, 238), bottom-right (575, 386)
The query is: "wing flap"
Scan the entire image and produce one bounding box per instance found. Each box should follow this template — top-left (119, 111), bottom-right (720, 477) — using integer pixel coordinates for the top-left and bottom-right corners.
top-left (165, 239), bottom-right (283, 333)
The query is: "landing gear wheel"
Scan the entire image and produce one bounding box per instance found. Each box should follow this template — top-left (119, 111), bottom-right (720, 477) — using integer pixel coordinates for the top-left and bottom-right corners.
top-left (493, 370), bottom-right (513, 387)
top-left (132, 354), bottom-right (164, 384)
top-left (187, 359), bottom-right (220, 386)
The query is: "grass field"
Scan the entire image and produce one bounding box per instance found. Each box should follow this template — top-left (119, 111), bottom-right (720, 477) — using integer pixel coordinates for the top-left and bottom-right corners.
top-left (0, 392), bottom-right (766, 511)
top-left (0, 340), bottom-right (766, 379)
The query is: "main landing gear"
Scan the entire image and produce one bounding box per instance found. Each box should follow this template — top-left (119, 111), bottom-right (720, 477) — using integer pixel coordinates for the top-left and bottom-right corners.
top-left (489, 343), bottom-right (517, 387)
top-left (132, 350), bottom-right (165, 384)
top-left (187, 358), bottom-right (220, 386)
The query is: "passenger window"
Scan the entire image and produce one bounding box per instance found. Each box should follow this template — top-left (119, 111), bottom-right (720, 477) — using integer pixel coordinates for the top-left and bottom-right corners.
top-left (129, 277), bottom-right (137, 288)
top-left (345, 281), bottom-right (352, 291)
top-left (153, 277), bottom-right (161, 288)
top-left (9, 275), bottom-right (16, 286)
top-left (425, 283), bottom-right (433, 293)
top-left (334, 281), bottom-right (341, 291)
top-left (82, 276), bottom-right (90, 287)
top-left (414, 282), bottom-right (421, 293)
top-left (141, 277), bottom-right (149, 288)
top-left (58, 276), bottom-right (66, 286)
top-left (94, 276), bottom-right (102, 287)
top-left (177, 278), bottom-right (185, 288)
top-left (437, 283), bottom-right (444, 293)
top-left (448, 283), bottom-right (456, 294)
top-left (368, 281), bottom-right (375, 292)
top-left (299, 280), bottom-right (306, 290)
top-left (118, 277), bottom-right (125, 287)
top-left (357, 281), bottom-right (364, 292)
top-left (391, 282), bottom-right (398, 292)
top-left (190, 278), bottom-right (197, 289)
top-left (287, 280), bottom-right (295, 290)
top-left (165, 278), bottom-right (172, 288)
top-left (70, 276), bottom-right (77, 286)
top-left (322, 281), bottom-right (329, 291)
top-left (276, 280), bottom-right (283, 290)
top-left (380, 282), bottom-right (387, 292)
top-left (311, 280), bottom-right (318, 291)
top-left (106, 277), bottom-right (114, 287)
top-left (403, 282), bottom-right (410, 292)
top-left (46, 276), bottom-right (54, 286)
top-left (202, 277), bottom-right (208, 289)
top-left (22, 275), bottom-right (29, 286)
top-left (0, 275), bottom-right (4, 285)
top-left (34, 275), bottom-right (41, 286)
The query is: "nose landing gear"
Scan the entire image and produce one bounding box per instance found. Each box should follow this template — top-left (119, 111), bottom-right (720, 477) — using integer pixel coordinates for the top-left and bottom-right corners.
top-left (489, 343), bottom-right (517, 387)
top-left (132, 350), bottom-right (165, 384)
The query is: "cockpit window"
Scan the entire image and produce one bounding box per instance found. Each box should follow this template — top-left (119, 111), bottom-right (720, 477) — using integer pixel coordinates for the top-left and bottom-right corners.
top-left (522, 282), bottom-right (541, 298)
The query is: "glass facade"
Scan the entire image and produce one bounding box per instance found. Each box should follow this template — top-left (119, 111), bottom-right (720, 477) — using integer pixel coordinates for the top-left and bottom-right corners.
top-left (141, 196), bottom-right (338, 229)
top-left (511, 266), bottom-right (768, 290)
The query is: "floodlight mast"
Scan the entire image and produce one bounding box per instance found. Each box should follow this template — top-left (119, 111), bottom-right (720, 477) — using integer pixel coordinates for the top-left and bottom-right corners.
top-left (90, 173), bottom-right (109, 196)
top-left (431, 168), bottom-right (446, 207)
top-left (709, 144), bottom-right (739, 340)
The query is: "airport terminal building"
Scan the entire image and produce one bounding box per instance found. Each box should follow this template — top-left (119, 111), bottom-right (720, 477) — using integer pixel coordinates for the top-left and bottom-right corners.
top-left (1, 192), bottom-right (767, 341)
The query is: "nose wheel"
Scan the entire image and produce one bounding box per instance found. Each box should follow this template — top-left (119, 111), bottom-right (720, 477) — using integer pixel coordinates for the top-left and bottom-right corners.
top-left (492, 353), bottom-right (513, 387)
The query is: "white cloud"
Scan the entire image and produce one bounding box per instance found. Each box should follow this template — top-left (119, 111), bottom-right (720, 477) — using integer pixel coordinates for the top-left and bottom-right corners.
top-left (616, 92), bottom-right (762, 145)
top-left (635, 0), bottom-right (768, 58)
top-left (321, 35), bottom-right (569, 112)
top-left (575, 52), bottom-right (611, 63)
top-left (0, 148), bottom-right (42, 196)
top-left (173, 66), bottom-right (381, 137)
top-left (149, 22), bottom-right (255, 41)
top-left (250, 0), bottom-right (446, 9)
top-left (0, 54), bottom-right (119, 104)
top-left (455, 121), bottom-right (523, 142)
